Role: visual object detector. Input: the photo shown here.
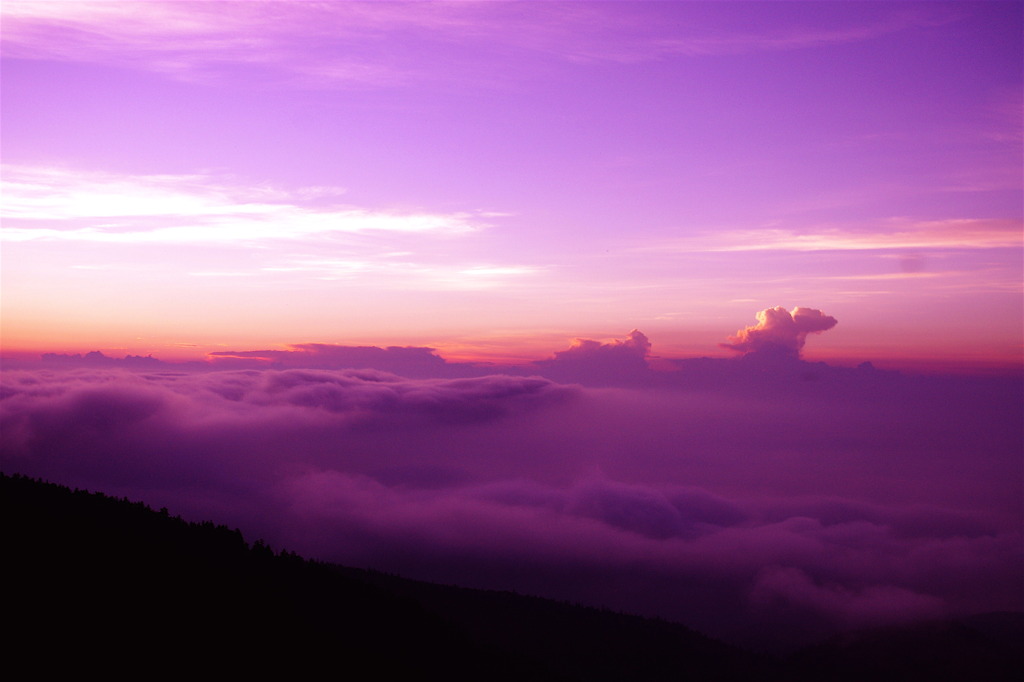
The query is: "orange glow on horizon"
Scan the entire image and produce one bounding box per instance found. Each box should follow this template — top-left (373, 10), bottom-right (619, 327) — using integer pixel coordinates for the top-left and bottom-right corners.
top-left (4, 334), bottom-right (1021, 377)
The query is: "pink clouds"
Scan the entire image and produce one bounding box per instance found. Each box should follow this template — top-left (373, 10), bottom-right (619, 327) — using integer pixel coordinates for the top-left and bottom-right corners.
top-left (1, 360), bottom-right (1019, 651)
top-left (722, 307), bottom-right (838, 358)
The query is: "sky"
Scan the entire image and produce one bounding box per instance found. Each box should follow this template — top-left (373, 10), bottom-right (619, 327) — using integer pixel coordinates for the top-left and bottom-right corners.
top-left (0, 0), bottom-right (1021, 370)
top-left (1, 0), bottom-right (1022, 655)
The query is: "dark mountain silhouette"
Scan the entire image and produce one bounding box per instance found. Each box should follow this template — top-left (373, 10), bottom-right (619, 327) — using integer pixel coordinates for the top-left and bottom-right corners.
top-left (1, 472), bottom-right (771, 680)
top-left (787, 614), bottom-right (1024, 681)
top-left (3, 472), bottom-right (1019, 680)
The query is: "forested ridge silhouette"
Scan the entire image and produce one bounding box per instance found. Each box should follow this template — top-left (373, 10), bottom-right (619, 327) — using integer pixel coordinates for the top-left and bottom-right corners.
top-left (3, 472), bottom-right (1019, 680)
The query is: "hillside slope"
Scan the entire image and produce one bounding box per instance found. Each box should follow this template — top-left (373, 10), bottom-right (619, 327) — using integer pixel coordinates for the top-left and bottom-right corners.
top-left (1, 472), bottom-right (769, 680)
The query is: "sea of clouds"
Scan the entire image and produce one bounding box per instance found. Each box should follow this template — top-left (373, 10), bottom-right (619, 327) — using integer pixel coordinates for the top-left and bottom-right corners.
top-left (3, 309), bottom-right (1020, 651)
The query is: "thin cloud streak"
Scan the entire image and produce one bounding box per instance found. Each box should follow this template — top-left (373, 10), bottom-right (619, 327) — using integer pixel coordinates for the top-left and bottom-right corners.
top-left (1, 166), bottom-right (486, 243)
top-left (1, 1), bottom-right (954, 86)
top-left (628, 9), bottom-right (953, 59)
top-left (644, 219), bottom-right (1023, 253)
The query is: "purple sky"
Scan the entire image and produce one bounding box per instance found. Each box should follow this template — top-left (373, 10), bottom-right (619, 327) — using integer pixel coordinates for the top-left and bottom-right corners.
top-left (1, 1), bottom-right (1021, 654)
top-left (1, 1), bottom-right (1021, 370)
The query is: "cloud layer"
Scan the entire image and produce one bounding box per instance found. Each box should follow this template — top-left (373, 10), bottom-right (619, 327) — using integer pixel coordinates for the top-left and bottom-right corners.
top-left (2, 357), bottom-right (1019, 652)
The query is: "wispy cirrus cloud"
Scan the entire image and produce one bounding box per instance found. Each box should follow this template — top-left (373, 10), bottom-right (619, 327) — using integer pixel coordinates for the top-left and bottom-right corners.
top-left (0, 166), bottom-right (485, 244)
top-left (1, 165), bottom-right (542, 293)
top-left (1, 0), bottom-right (432, 86)
top-left (261, 257), bottom-right (540, 290)
top-left (657, 10), bottom-right (951, 56)
top-left (0, 1), bottom-right (954, 86)
top-left (645, 218), bottom-right (1023, 254)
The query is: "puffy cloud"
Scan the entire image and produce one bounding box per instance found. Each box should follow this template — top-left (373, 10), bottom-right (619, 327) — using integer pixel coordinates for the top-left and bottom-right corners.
top-left (722, 306), bottom-right (837, 357)
top-left (551, 329), bottom-right (652, 363)
top-left (533, 330), bottom-right (652, 385)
